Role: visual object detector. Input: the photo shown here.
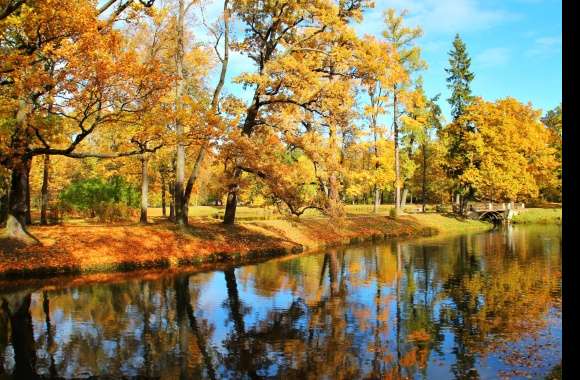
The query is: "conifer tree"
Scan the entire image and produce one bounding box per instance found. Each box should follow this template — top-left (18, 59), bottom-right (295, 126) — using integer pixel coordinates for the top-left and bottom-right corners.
top-left (443, 34), bottom-right (475, 213)
top-left (446, 34), bottom-right (474, 121)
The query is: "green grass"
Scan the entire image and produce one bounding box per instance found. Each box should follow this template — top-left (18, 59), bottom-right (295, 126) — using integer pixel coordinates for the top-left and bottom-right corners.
top-left (404, 213), bottom-right (492, 233)
top-left (512, 208), bottom-right (562, 224)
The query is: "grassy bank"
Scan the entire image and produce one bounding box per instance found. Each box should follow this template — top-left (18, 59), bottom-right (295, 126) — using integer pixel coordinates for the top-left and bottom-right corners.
top-left (512, 208), bottom-right (562, 224)
top-left (0, 213), bottom-right (491, 279)
top-left (146, 204), bottom-right (438, 221)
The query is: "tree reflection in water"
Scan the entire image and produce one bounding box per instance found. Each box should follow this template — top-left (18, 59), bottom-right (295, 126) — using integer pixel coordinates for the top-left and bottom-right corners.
top-left (0, 225), bottom-right (561, 379)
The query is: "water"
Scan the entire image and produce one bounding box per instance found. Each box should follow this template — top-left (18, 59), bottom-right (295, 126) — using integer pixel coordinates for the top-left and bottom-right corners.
top-left (0, 225), bottom-right (561, 379)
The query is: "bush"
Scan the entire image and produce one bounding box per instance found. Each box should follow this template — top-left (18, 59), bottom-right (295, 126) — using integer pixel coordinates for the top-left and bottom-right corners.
top-left (59, 176), bottom-right (139, 221)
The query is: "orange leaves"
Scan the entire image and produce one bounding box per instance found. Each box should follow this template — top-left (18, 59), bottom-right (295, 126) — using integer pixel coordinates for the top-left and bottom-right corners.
top-left (0, 215), bottom-right (423, 277)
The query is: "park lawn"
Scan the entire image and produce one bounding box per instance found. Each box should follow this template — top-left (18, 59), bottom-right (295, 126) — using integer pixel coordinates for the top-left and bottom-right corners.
top-left (512, 208), bottom-right (562, 224)
top-left (404, 213), bottom-right (492, 233)
top-left (146, 204), bottom-right (437, 220)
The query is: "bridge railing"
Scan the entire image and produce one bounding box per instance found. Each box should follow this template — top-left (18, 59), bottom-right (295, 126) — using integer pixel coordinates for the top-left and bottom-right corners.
top-left (467, 202), bottom-right (525, 212)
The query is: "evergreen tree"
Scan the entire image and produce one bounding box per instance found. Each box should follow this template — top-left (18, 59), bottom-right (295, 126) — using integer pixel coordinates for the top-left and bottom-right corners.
top-left (446, 34), bottom-right (475, 121)
top-left (443, 34), bottom-right (476, 213)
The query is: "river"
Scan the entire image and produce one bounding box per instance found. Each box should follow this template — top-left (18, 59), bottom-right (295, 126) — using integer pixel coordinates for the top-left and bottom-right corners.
top-left (0, 224), bottom-right (562, 379)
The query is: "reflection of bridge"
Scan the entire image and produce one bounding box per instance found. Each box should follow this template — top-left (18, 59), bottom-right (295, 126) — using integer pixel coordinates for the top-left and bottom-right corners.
top-left (465, 202), bottom-right (525, 224)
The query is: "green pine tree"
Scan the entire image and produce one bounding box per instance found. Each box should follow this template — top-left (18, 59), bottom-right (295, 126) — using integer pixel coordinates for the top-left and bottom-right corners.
top-left (445, 34), bottom-right (475, 121)
top-left (442, 34), bottom-right (476, 213)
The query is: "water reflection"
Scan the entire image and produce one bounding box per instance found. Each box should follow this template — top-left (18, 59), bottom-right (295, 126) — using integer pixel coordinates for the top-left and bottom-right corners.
top-left (0, 225), bottom-right (561, 379)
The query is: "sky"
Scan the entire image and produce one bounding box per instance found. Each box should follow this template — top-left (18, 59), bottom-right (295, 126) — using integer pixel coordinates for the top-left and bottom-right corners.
top-left (190, 0), bottom-right (562, 123)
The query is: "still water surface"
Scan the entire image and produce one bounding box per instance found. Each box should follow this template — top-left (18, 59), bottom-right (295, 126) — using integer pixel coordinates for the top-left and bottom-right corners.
top-left (0, 225), bottom-right (561, 379)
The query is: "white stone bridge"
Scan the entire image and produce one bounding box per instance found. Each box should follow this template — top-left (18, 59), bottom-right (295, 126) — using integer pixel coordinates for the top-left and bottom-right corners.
top-left (464, 202), bottom-right (525, 224)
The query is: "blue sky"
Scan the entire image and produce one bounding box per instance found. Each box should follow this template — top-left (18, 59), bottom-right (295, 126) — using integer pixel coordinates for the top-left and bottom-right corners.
top-left (356, 0), bottom-right (563, 121)
top-left (193, 0), bottom-right (562, 123)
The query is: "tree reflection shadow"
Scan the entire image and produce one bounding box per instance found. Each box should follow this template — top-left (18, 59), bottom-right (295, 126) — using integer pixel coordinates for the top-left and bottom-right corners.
top-left (0, 227), bottom-right (561, 379)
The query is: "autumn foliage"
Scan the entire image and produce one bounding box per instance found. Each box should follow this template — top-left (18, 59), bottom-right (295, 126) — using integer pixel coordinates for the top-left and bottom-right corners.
top-left (0, 0), bottom-right (561, 242)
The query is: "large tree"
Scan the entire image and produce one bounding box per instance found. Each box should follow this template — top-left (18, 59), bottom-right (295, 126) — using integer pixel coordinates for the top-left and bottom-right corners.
top-left (173, 0), bottom-right (231, 226)
top-left (382, 8), bottom-right (426, 213)
top-left (0, 0), bottom-right (168, 238)
top-left (443, 33), bottom-right (475, 213)
top-left (445, 34), bottom-right (474, 121)
top-left (220, 0), bottom-right (372, 225)
top-left (440, 97), bottom-right (558, 204)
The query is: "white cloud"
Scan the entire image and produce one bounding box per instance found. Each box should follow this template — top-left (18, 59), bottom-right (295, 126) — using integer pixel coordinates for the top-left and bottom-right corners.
top-left (357, 0), bottom-right (519, 37)
top-left (475, 47), bottom-right (510, 67)
top-left (526, 35), bottom-right (562, 57)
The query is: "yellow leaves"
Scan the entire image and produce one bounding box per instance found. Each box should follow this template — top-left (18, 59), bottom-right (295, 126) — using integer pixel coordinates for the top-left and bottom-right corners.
top-left (446, 97), bottom-right (558, 201)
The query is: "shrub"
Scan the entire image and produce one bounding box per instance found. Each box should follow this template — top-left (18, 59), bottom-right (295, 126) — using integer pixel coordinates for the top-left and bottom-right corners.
top-left (59, 176), bottom-right (139, 221)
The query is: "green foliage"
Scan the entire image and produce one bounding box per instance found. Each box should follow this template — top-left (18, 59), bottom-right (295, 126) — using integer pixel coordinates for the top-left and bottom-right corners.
top-left (59, 176), bottom-right (139, 221)
top-left (446, 34), bottom-right (475, 121)
top-left (540, 104), bottom-right (562, 201)
top-left (442, 35), bottom-right (476, 209)
top-left (512, 208), bottom-right (561, 224)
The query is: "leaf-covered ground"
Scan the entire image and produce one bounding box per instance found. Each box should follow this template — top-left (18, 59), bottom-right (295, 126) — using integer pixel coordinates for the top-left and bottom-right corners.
top-left (0, 214), bottom-right (490, 279)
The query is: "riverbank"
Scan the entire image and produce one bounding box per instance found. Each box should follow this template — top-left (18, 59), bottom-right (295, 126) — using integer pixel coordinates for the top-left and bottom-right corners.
top-left (0, 214), bottom-right (491, 279)
top-left (512, 208), bottom-right (562, 224)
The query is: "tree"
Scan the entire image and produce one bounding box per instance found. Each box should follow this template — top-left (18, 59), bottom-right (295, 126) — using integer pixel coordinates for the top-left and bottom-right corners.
top-left (220, 0), bottom-right (372, 225)
top-left (403, 88), bottom-right (443, 212)
top-left (445, 34), bottom-right (474, 121)
top-left (355, 34), bottom-right (402, 212)
top-left (440, 97), bottom-right (558, 204)
top-left (540, 103), bottom-right (562, 201)
top-left (443, 33), bottom-right (475, 213)
top-left (382, 8), bottom-right (426, 213)
top-left (177, 0), bottom-right (231, 226)
top-left (0, 0), bottom-right (168, 239)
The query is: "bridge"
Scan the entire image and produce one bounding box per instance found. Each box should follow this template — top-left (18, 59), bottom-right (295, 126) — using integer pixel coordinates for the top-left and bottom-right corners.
top-left (463, 202), bottom-right (525, 224)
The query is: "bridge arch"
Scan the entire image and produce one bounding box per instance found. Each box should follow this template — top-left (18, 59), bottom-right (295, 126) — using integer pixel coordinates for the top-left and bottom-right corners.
top-left (479, 211), bottom-right (504, 224)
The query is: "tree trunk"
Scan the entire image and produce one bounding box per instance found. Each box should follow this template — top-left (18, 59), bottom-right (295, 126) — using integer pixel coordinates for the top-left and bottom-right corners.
top-left (373, 187), bottom-right (381, 213)
top-left (25, 162), bottom-right (31, 225)
top-left (178, 1), bottom-right (230, 226)
top-left (8, 157), bottom-right (31, 227)
top-left (174, 0), bottom-right (186, 227)
top-left (223, 168), bottom-right (241, 225)
top-left (40, 155), bottom-right (50, 225)
top-left (6, 98), bottom-right (32, 228)
top-left (182, 147), bottom-right (207, 226)
top-left (161, 175), bottom-right (166, 217)
top-left (421, 143), bottom-right (427, 213)
top-left (393, 91), bottom-right (401, 211)
top-left (223, 93), bottom-right (261, 226)
top-left (400, 188), bottom-right (408, 209)
top-left (169, 181), bottom-right (175, 221)
top-left (140, 156), bottom-right (149, 224)
top-left (371, 89), bottom-right (381, 215)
